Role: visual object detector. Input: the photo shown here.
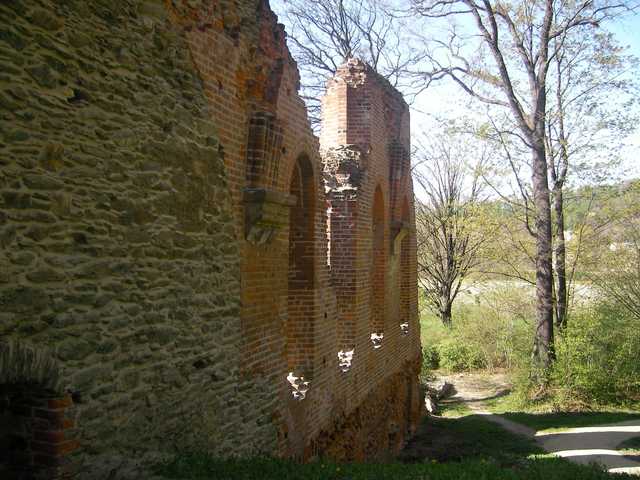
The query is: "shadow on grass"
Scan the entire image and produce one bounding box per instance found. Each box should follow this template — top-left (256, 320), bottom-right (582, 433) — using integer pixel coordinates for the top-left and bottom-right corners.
top-left (496, 411), bottom-right (640, 432)
top-left (155, 414), bottom-right (638, 479)
top-left (398, 414), bottom-right (542, 465)
top-left (157, 454), bottom-right (636, 480)
top-left (155, 401), bottom-right (640, 479)
top-left (619, 435), bottom-right (640, 452)
top-left (396, 414), bottom-right (640, 478)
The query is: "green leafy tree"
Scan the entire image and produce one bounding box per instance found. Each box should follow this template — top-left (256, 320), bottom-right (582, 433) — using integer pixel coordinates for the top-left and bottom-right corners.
top-left (410, 0), bottom-right (635, 368)
top-left (545, 30), bottom-right (639, 329)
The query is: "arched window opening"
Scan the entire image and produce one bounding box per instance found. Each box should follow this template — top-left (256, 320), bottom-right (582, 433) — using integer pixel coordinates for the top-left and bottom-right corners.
top-left (370, 185), bottom-right (385, 348)
top-left (286, 155), bottom-right (316, 400)
top-left (400, 197), bottom-right (411, 336)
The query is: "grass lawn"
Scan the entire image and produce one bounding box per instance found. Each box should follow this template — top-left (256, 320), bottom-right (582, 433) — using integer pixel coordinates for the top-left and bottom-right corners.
top-left (438, 398), bottom-right (473, 417)
top-left (419, 307), bottom-right (450, 350)
top-left (157, 415), bottom-right (635, 479)
top-left (483, 392), bottom-right (640, 432)
top-left (157, 455), bottom-right (633, 480)
top-left (398, 412), bottom-right (542, 465)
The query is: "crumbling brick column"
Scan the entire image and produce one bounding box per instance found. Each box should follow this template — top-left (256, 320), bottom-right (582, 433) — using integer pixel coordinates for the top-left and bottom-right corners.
top-left (323, 145), bottom-right (366, 364)
top-left (319, 58), bottom-right (423, 457)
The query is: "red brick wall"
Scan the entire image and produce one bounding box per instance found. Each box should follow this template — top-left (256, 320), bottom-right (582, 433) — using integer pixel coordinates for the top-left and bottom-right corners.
top-left (168, 1), bottom-right (421, 459)
top-left (319, 59), bottom-right (422, 456)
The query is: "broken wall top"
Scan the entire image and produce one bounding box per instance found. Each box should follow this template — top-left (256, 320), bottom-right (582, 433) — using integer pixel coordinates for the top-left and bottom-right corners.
top-left (320, 58), bottom-right (410, 155)
top-left (167, 0), bottom-right (303, 114)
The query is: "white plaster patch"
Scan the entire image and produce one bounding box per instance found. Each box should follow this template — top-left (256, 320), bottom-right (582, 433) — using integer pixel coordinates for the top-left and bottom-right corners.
top-left (286, 372), bottom-right (310, 401)
top-left (337, 349), bottom-right (354, 372)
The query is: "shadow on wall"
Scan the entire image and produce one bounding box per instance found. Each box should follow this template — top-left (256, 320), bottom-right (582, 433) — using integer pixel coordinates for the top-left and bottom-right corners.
top-left (370, 185), bottom-right (385, 348)
top-left (286, 155), bottom-right (316, 401)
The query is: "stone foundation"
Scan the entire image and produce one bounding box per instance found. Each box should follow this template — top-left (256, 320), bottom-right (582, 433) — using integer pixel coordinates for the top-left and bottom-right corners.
top-left (307, 357), bottom-right (423, 462)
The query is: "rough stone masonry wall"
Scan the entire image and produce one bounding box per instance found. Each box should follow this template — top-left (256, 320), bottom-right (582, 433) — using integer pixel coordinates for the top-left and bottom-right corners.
top-left (0, 1), bottom-right (270, 478)
top-left (0, 0), bottom-right (422, 476)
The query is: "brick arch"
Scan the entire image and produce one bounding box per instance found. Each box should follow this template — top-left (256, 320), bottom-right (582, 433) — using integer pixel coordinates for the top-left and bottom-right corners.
top-left (0, 341), bottom-right (78, 479)
top-left (287, 154), bottom-right (316, 381)
top-left (370, 184), bottom-right (385, 346)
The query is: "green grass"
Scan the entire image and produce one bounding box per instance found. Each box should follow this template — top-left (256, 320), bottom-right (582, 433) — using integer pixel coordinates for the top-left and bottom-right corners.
top-left (399, 413), bottom-right (543, 465)
top-left (618, 436), bottom-right (640, 454)
top-left (484, 392), bottom-right (640, 432)
top-left (483, 391), bottom-right (521, 412)
top-left (498, 411), bottom-right (640, 433)
top-left (156, 413), bottom-right (637, 479)
top-left (438, 399), bottom-right (473, 418)
top-left (419, 306), bottom-right (450, 350)
top-left (156, 455), bottom-right (633, 480)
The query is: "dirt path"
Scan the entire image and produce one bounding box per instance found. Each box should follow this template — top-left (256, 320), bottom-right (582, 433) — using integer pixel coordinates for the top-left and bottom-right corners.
top-left (438, 372), bottom-right (640, 475)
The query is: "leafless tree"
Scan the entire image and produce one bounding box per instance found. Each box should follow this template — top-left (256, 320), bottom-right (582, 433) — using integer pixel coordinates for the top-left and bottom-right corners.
top-left (410, 0), bottom-right (636, 368)
top-left (414, 136), bottom-right (489, 326)
top-left (275, 0), bottom-right (423, 127)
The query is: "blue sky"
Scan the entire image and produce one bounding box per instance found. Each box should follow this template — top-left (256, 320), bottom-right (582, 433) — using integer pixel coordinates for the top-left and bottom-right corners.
top-left (272, 1), bottom-right (639, 180)
top-left (613, 14), bottom-right (640, 176)
top-left (611, 14), bottom-right (640, 172)
top-left (614, 14), bottom-right (640, 57)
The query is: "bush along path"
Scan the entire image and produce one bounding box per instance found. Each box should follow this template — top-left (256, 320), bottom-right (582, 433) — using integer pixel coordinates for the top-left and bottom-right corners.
top-left (435, 373), bottom-right (640, 476)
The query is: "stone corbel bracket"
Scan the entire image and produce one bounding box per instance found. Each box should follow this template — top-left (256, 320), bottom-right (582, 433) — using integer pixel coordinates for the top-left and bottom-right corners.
top-left (391, 220), bottom-right (411, 255)
top-left (244, 188), bottom-right (296, 245)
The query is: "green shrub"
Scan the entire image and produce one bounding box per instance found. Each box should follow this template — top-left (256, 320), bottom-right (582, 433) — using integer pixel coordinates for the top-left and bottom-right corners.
top-left (437, 339), bottom-right (485, 372)
top-left (503, 300), bottom-right (640, 410)
top-left (423, 344), bottom-right (440, 370)
top-left (420, 284), bottom-right (533, 373)
top-left (550, 303), bottom-right (640, 407)
top-left (420, 281), bottom-right (640, 408)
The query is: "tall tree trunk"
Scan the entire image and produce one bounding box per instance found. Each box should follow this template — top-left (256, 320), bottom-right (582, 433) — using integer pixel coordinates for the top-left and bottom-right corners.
top-left (441, 300), bottom-right (452, 328)
top-left (553, 186), bottom-right (568, 330)
top-left (531, 139), bottom-right (555, 369)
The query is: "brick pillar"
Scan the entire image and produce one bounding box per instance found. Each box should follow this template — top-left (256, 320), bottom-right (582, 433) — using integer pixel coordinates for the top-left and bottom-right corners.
top-left (399, 198), bottom-right (412, 335)
top-left (328, 188), bottom-right (358, 352)
top-left (371, 185), bottom-right (386, 340)
top-left (1, 386), bottom-right (78, 479)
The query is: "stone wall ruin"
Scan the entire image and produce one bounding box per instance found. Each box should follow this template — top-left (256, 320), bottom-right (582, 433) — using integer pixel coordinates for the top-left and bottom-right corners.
top-left (0, 0), bottom-right (422, 478)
